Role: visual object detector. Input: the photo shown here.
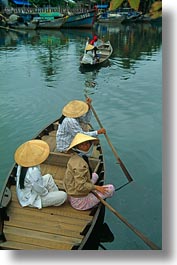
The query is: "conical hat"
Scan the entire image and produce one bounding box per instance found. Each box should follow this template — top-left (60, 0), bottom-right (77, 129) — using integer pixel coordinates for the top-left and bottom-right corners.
top-left (86, 44), bottom-right (94, 51)
top-left (14, 140), bottom-right (50, 167)
top-left (68, 133), bottom-right (97, 150)
top-left (62, 100), bottom-right (88, 118)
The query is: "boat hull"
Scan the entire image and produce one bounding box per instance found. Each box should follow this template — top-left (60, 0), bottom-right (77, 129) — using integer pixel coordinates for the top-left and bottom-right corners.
top-left (8, 22), bottom-right (37, 30)
top-left (37, 17), bottom-right (67, 29)
top-left (62, 10), bottom-right (96, 29)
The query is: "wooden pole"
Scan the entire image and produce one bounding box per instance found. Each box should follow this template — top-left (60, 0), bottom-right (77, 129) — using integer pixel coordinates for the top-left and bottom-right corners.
top-left (92, 191), bottom-right (160, 250)
top-left (0, 25), bottom-right (27, 34)
top-left (89, 101), bottom-right (133, 182)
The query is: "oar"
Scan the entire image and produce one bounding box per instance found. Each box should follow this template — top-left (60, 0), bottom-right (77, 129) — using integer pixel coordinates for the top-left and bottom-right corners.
top-left (86, 97), bottom-right (133, 182)
top-left (91, 191), bottom-right (160, 250)
top-left (0, 25), bottom-right (27, 34)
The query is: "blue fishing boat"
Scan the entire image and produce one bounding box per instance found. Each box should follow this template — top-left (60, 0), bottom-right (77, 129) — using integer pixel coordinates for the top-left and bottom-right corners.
top-left (61, 10), bottom-right (96, 29)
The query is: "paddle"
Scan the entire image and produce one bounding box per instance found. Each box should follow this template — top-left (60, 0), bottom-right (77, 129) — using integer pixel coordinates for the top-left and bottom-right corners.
top-left (91, 191), bottom-right (160, 250)
top-left (0, 25), bottom-right (27, 34)
top-left (85, 95), bottom-right (133, 182)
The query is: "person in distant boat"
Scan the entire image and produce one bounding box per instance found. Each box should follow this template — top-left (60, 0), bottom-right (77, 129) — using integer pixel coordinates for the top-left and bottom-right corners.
top-left (81, 44), bottom-right (99, 64)
top-left (14, 139), bottom-right (67, 209)
top-left (81, 44), bottom-right (95, 65)
top-left (63, 133), bottom-right (115, 210)
top-left (56, 98), bottom-right (106, 152)
top-left (90, 35), bottom-right (98, 46)
top-left (89, 35), bottom-right (100, 61)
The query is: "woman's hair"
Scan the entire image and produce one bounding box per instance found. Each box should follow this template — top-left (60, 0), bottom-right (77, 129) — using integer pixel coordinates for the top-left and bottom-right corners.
top-left (58, 114), bottom-right (66, 124)
top-left (19, 167), bottom-right (28, 189)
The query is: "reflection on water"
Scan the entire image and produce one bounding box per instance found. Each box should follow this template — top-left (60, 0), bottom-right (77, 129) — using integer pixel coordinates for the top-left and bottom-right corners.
top-left (96, 22), bottom-right (162, 69)
top-left (0, 23), bottom-right (161, 81)
top-left (0, 22), bottom-right (162, 250)
top-left (2, 22), bottom-right (161, 87)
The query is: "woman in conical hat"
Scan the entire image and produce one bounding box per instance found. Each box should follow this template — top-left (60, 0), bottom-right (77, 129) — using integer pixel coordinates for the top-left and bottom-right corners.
top-left (63, 133), bottom-right (115, 211)
top-left (14, 139), bottom-right (67, 209)
top-left (85, 44), bottom-right (95, 51)
top-left (81, 42), bottom-right (98, 65)
top-left (56, 97), bottom-right (106, 153)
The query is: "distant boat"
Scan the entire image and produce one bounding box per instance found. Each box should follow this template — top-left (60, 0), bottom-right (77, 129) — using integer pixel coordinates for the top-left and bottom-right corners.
top-left (61, 10), bottom-right (96, 29)
top-left (5, 14), bottom-right (37, 30)
top-left (36, 16), bottom-right (67, 29)
top-left (80, 39), bottom-right (113, 68)
top-left (8, 21), bottom-right (38, 30)
top-left (97, 11), bottom-right (125, 24)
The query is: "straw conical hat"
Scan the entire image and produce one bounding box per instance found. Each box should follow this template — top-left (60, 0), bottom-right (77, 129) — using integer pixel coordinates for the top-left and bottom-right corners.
top-left (68, 133), bottom-right (97, 150)
top-left (86, 44), bottom-right (94, 51)
top-left (14, 140), bottom-right (50, 167)
top-left (62, 100), bottom-right (88, 118)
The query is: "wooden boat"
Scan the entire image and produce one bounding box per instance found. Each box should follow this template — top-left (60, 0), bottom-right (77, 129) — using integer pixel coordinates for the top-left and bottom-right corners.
top-left (36, 16), bottom-right (67, 29)
top-left (80, 40), bottom-right (113, 68)
top-left (0, 13), bottom-right (8, 27)
top-left (0, 118), bottom-right (106, 250)
top-left (97, 11), bottom-right (125, 24)
top-left (61, 10), bottom-right (96, 29)
top-left (8, 21), bottom-right (38, 30)
top-left (5, 13), bottom-right (37, 30)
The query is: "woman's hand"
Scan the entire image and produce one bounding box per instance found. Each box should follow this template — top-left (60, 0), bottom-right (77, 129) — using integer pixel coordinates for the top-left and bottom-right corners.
top-left (95, 185), bottom-right (109, 195)
top-left (86, 97), bottom-right (92, 108)
top-left (97, 128), bottom-right (106, 134)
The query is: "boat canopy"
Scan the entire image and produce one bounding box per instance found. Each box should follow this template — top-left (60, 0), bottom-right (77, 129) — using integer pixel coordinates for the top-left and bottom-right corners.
top-left (11, 0), bottom-right (31, 6)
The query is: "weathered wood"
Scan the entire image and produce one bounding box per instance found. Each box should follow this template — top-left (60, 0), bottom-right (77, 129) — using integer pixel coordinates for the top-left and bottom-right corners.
top-left (44, 152), bottom-right (71, 167)
top-left (0, 119), bottom-right (105, 250)
top-left (0, 241), bottom-right (48, 250)
top-left (2, 226), bottom-right (79, 249)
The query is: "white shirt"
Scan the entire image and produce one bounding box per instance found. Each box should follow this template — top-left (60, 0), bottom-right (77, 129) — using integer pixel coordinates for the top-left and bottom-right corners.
top-left (16, 165), bottom-right (48, 209)
top-left (81, 50), bottom-right (94, 64)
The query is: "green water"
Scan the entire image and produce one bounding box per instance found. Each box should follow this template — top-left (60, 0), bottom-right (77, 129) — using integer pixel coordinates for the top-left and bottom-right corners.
top-left (0, 22), bottom-right (162, 250)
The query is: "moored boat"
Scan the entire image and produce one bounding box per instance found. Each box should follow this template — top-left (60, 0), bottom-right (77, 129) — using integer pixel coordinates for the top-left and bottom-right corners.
top-left (4, 13), bottom-right (37, 30)
top-left (97, 11), bottom-right (125, 24)
top-left (0, 118), bottom-right (106, 250)
top-left (8, 21), bottom-right (38, 30)
top-left (36, 16), bottom-right (67, 29)
top-left (80, 39), bottom-right (113, 68)
top-left (61, 10), bottom-right (96, 29)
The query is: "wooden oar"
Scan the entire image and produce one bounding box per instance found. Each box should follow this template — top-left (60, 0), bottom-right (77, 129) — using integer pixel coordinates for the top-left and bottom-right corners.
top-left (88, 101), bottom-right (133, 182)
top-left (0, 25), bottom-right (27, 34)
top-left (91, 191), bottom-right (160, 250)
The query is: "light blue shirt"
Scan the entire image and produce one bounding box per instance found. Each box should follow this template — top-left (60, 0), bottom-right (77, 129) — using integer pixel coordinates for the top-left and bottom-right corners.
top-left (56, 110), bottom-right (98, 152)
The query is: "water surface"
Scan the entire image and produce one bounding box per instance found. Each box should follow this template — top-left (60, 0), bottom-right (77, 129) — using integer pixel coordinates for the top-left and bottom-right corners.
top-left (0, 22), bottom-right (162, 250)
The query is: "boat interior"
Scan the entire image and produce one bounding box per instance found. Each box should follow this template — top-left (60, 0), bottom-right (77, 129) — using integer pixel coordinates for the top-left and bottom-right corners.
top-left (0, 121), bottom-right (104, 250)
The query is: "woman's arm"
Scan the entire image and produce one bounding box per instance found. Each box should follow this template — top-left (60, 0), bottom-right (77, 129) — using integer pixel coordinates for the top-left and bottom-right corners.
top-left (29, 167), bottom-right (48, 196)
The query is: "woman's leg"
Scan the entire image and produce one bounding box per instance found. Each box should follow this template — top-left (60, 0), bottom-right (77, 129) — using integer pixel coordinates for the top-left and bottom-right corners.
top-left (69, 184), bottom-right (115, 210)
top-left (41, 190), bottom-right (67, 207)
top-left (42, 174), bottom-right (58, 192)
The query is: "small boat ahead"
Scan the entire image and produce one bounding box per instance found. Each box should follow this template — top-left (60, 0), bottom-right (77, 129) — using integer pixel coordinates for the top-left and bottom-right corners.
top-left (61, 10), bottom-right (96, 29)
top-left (80, 40), bottom-right (113, 68)
top-left (0, 118), bottom-right (106, 250)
